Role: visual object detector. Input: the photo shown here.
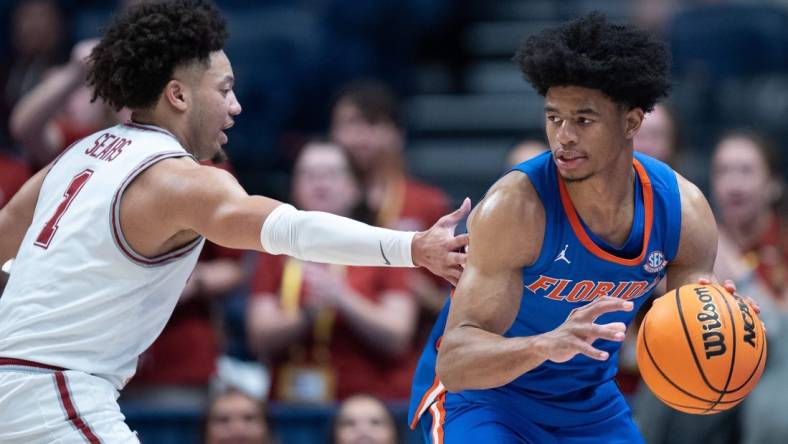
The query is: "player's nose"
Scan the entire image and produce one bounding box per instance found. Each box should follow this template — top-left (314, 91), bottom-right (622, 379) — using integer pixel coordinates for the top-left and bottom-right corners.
top-left (229, 91), bottom-right (242, 116)
top-left (556, 120), bottom-right (578, 145)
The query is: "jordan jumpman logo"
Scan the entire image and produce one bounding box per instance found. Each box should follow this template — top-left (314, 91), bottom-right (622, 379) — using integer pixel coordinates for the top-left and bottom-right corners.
top-left (554, 244), bottom-right (571, 264)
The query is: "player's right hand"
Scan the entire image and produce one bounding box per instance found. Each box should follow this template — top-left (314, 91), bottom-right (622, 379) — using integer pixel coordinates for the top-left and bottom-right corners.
top-left (541, 296), bottom-right (633, 363)
top-left (411, 198), bottom-right (471, 286)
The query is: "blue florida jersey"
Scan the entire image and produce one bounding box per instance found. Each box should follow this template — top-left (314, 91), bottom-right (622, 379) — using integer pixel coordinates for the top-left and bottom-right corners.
top-left (409, 151), bottom-right (682, 430)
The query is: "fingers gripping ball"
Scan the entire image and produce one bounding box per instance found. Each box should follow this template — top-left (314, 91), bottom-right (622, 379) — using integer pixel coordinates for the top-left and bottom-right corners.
top-left (636, 284), bottom-right (767, 414)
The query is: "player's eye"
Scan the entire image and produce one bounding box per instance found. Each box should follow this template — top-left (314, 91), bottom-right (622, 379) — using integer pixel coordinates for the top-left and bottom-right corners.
top-left (547, 115), bottom-right (562, 123)
top-left (577, 117), bottom-right (593, 125)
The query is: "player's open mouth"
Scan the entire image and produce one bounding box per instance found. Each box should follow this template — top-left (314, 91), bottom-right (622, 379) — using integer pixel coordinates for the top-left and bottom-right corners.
top-left (555, 151), bottom-right (586, 169)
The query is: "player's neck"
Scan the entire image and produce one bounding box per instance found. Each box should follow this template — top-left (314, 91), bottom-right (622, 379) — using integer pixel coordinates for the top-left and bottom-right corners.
top-left (564, 151), bottom-right (634, 210)
top-left (130, 109), bottom-right (192, 156)
top-left (563, 152), bottom-right (636, 247)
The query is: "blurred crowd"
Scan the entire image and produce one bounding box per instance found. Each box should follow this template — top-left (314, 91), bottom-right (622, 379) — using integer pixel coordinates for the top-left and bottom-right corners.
top-left (0, 1), bottom-right (786, 443)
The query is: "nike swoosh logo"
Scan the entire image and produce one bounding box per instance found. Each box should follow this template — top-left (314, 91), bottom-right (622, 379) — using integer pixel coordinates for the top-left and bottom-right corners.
top-left (379, 241), bottom-right (391, 265)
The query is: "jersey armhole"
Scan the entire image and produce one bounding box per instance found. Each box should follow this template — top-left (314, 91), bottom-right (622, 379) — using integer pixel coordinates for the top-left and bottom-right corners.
top-left (109, 152), bottom-right (203, 267)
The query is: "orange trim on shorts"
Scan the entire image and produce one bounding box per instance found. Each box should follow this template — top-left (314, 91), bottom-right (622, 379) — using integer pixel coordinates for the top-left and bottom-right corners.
top-left (410, 375), bottom-right (445, 429)
top-left (557, 158), bottom-right (653, 266)
top-left (429, 393), bottom-right (446, 444)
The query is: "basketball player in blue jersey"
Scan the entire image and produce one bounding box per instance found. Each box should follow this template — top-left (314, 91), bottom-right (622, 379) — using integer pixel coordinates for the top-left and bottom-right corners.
top-left (408, 13), bottom-right (761, 443)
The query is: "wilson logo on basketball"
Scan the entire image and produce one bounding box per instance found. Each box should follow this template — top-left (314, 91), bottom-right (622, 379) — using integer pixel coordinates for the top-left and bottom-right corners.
top-left (694, 286), bottom-right (726, 359)
top-left (643, 250), bottom-right (667, 273)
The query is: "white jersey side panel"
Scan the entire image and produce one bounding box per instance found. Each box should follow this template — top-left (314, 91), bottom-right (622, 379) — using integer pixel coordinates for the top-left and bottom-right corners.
top-left (0, 123), bottom-right (205, 389)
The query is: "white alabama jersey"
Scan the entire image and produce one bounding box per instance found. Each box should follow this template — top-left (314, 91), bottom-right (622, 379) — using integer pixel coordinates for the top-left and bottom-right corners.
top-left (0, 122), bottom-right (205, 389)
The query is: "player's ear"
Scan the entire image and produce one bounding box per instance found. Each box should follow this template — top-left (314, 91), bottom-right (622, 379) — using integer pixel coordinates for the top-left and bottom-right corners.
top-left (624, 107), bottom-right (645, 140)
top-left (163, 79), bottom-right (190, 112)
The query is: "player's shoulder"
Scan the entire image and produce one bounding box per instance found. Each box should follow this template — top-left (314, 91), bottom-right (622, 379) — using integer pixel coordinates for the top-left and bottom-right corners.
top-left (474, 169), bottom-right (542, 220)
top-left (673, 172), bottom-right (706, 210)
top-left (468, 171), bottom-right (544, 265)
top-left (634, 151), bottom-right (680, 191)
top-left (131, 157), bottom-right (241, 205)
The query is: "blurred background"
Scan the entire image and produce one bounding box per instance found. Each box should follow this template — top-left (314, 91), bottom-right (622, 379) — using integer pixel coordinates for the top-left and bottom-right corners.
top-left (0, 0), bottom-right (786, 443)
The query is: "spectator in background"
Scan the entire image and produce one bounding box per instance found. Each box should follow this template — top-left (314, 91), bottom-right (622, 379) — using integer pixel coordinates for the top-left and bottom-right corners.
top-left (710, 131), bottom-right (788, 444)
top-left (1, 0), bottom-right (68, 144)
top-left (619, 103), bottom-right (685, 400)
top-left (634, 130), bottom-right (787, 444)
top-left (203, 387), bottom-right (273, 444)
top-left (712, 131), bottom-right (786, 308)
top-left (330, 80), bottom-right (450, 333)
top-left (0, 149), bottom-right (30, 209)
top-left (331, 394), bottom-right (399, 444)
top-left (504, 138), bottom-right (548, 169)
top-left (0, 143), bottom-right (31, 294)
top-left (247, 140), bottom-right (418, 403)
top-left (633, 103), bottom-right (681, 167)
top-left (10, 38), bottom-right (130, 168)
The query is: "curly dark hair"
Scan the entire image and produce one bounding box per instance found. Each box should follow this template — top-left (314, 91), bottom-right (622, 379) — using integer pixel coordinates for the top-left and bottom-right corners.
top-left (87, 0), bottom-right (227, 111)
top-left (513, 13), bottom-right (670, 112)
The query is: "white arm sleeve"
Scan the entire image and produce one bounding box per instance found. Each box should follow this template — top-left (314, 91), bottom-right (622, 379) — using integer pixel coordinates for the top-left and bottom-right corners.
top-left (261, 204), bottom-right (416, 267)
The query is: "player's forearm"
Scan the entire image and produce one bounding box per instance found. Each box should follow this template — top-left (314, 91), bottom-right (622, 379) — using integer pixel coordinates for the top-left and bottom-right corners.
top-left (436, 326), bottom-right (548, 392)
top-left (261, 204), bottom-right (416, 267)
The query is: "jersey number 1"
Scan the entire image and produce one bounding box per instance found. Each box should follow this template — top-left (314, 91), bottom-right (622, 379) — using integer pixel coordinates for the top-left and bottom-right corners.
top-left (34, 169), bottom-right (94, 249)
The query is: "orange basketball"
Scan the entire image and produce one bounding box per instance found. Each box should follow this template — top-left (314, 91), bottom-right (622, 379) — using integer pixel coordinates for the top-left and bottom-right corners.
top-left (636, 284), bottom-right (767, 414)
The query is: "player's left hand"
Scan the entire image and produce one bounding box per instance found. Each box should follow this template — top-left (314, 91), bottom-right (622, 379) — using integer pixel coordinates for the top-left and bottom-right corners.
top-left (697, 278), bottom-right (761, 315)
top-left (412, 198), bottom-right (471, 286)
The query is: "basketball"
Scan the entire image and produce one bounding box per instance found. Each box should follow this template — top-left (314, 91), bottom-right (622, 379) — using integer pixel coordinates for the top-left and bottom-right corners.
top-left (636, 284), bottom-right (767, 414)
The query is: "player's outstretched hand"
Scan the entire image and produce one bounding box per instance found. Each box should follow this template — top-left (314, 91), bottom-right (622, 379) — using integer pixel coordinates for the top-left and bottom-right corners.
top-left (411, 198), bottom-right (471, 286)
top-left (541, 296), bottom-right (633, 363)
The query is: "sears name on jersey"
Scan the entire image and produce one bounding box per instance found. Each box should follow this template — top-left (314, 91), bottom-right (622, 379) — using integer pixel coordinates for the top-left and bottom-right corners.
top-left (84, 132), bottom-right (133, 162)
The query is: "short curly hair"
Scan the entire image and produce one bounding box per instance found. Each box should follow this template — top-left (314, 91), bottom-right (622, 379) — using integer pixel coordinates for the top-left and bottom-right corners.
top-left (87, 0), bottom-right (227, 111)
top-left (513, 13), bottom-right (670, 113)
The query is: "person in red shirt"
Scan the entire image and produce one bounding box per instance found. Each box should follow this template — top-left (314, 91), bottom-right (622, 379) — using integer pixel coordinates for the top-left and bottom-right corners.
top-left (709, 132), bottom-right (788, 444)
top-left (9, 38), bottom-right (130, 168)
top-left (0, 151), bottom-right (31, 210)
top-left (330, 80), bottom-right (451, 335)
top-left (247, 140), bottom-right (419, 402)
top-left (0, 149), bottom-right (31, 293)
top-left (712, 131), bottom-right (786, 305)
top-left (634, 130), bottom-right (786, 444)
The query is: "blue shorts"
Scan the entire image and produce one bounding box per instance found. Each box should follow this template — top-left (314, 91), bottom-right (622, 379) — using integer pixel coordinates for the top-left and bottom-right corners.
top-left (418, 393), bottom-right (645, 444)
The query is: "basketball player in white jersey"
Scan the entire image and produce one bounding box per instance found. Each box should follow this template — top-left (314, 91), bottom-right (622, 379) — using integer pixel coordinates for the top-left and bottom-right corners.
top-left (0, 1), bottom-right (469, 442)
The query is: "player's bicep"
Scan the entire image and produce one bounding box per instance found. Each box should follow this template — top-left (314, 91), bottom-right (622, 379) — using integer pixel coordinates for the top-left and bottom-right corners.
top-left (447, 261), bottom-right (524, 335)
top-left (665, 175), bottom-right (718, 290)
top-left (189, 187), bottom-right (282, 252)
top-left (162, 164), bottom-right (283, 251)
top-left (445, 176), bottom-right (539, 335)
